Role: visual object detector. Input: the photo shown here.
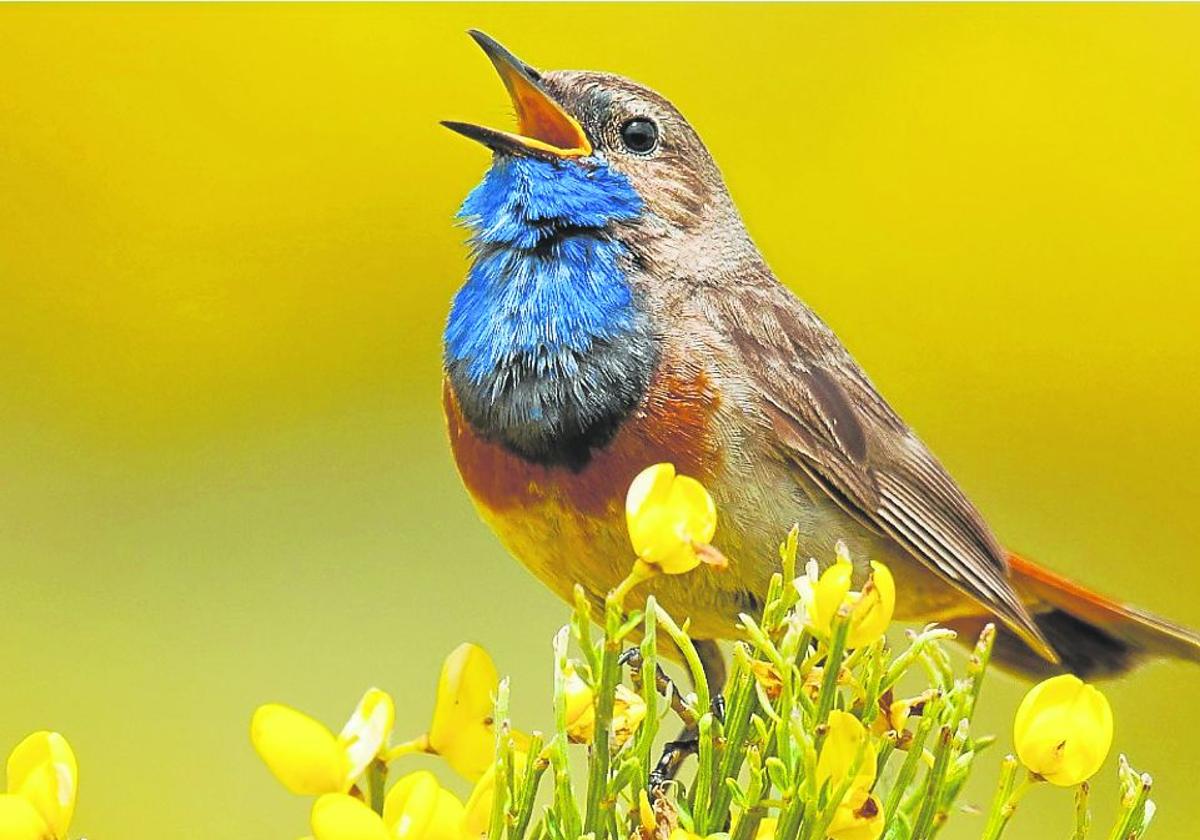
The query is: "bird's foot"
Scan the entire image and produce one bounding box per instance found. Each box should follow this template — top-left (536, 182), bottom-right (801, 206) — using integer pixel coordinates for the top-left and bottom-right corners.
top-left (649, 735), bottom-right (698, 788)
top-left (619, 647), bottom-right (726, 724)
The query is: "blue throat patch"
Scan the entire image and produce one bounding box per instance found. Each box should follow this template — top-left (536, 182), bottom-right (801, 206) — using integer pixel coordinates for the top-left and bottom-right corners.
top-left (445, 156), bottom-right (644, 383)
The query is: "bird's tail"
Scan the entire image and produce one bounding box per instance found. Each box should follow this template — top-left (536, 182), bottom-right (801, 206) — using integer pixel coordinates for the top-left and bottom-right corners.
top-left (949, 552), bottom-right (1200, 680)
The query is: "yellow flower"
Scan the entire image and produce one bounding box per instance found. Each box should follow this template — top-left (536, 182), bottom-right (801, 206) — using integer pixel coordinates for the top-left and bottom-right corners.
top-left (561, 663), bottom-right (645, 747)
top-left (610, 685), bottom-right (648, 748)
top-left (460, 751), bottom-right (528, 839)
top-left (310, 771), bottom-right (464, 840)
top-left (625, 463), bottom-right (719, 574)
top-left (0, 796), bottom-right (51, 840)
top-left (2, 731), bottom-right (77, 840)
top-left (1014, 674), bottom-right (1113, 787)
top-left (796, 544), bottom-right (895, 648)
top-left (251, 688), bottom-right (394, 796)
top-left (816, 711), bottom-right (884, 840)
top-left (428, 643), bottom-right (500, 782)
top-left (562, 662), bottom-right (596, 744)
top-left (817, 711), bottom-right (876, 797)
top-left (827, 793), bottom-right (884, 840)
top-left (460, 766), bottom-right (495, 840)
top-left (385, 771), bottom-right (466, 840)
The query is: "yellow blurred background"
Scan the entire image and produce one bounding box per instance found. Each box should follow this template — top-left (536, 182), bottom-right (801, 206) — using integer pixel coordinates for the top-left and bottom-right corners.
top-left (2, 3), bottom-right (1198, 838)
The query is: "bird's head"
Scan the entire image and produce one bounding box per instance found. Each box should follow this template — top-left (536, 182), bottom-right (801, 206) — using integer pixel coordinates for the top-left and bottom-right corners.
top-left (442, 32), bottom-right (756, 465)
top-left (443, 30), bottom-right (740, 244)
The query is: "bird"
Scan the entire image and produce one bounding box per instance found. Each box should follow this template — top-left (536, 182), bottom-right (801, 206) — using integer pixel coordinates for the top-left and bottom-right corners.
top-left (440, 30), bottom-right (1200, 686)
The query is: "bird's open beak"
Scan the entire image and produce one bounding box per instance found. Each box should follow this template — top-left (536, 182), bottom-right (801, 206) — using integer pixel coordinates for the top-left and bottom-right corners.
top-left (442, 30), bottom-right (593, 159)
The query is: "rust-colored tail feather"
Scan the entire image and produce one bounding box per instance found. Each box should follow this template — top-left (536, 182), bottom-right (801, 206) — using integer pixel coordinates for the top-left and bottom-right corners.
top-left (949, 552), bottom-right (1200, 680)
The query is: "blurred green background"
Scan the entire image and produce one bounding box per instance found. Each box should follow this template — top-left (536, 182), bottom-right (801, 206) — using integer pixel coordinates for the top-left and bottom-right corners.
top-left (2, 3), bottom-right (1198, 838)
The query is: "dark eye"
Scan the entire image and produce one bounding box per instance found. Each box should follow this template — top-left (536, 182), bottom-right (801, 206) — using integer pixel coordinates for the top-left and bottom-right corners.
top-left (620, 118), bottom-right (659, 154)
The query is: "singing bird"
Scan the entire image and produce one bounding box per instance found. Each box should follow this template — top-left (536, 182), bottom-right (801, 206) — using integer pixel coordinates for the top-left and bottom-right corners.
top-left (441, 31), bottom-right (1200, 685)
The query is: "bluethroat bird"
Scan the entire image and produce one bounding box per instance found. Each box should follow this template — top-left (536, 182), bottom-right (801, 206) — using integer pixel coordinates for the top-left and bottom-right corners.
top-left (441, 31), bottom-right (1200, 686)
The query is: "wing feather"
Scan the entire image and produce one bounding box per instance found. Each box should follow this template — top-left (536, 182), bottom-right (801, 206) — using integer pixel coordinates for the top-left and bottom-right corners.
top-left (715, 285), bottom-right (1056, 662)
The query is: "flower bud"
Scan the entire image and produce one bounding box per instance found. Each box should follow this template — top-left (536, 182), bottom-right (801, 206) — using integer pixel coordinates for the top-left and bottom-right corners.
top-left (625, 463), bottom-right (719, 575)
top-left (1014, 674), bottom-right (1113, 787)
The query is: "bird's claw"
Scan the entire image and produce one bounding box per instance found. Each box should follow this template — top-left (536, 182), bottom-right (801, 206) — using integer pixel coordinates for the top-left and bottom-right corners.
top-left (710, 691), bottom-right (726, 724)
top-left (617, 647), bottom-right (642, 668)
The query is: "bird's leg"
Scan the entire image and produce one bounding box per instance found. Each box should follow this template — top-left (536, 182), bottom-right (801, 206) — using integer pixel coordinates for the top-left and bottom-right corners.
top-left (649, 735), bottom-right (699, 789)
top-left (617, 647), bottom-right (699, 788)
top-left (621, 641), bottom-right (729, 788)
top-left (696, 639), bottom-right (727, 723)
top-left (619, 648), bottom-right (699, 727)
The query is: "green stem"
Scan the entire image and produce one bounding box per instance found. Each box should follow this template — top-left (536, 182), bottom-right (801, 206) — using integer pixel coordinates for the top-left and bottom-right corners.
top-left (707, 654), bottom-right (758, 827)
top-left (729, 806), bottom-right (766, 840)
top-left (980, 760), bottom-right (1035, 840)
top-left (611, 561), bottom-right (655, 609)
top-left (655, 604), bottom-right (711, 716)
top-left (366, 758), bottom-right (386, 814)
top-left (881, 628), bottom-right (956, 693)
top-left (488, 679), bottom-right (511, 840)
top-left (1108, 769), bottom-right (1153, 840)
top-left (774, 782), bottom-right (807, 840)
top-left (383, 734), bottom-right (431, 763)
top-left (691, 712), bottom-right (717, 833)
top-left (631, 597), bottom-right (660, 782)
top-left (884, 717), bottom-right (932, 825)
top-left (572, 585), bottom-right (600, 677)
top-left (551, 628), bottom-right (581, 840)
top-left (814, 611), bottom-right (851, 733)
top-left (910, 726), bottom-right (953, 840)
top-left (964, 624), bottom-right (996, 720)
top-left (1071, 782), bottom-right (1091, 840)
top-left (583, 590), bottom-right (624, 839)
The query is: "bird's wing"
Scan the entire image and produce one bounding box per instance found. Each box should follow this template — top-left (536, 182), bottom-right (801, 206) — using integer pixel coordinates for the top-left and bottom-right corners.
top-left (712, 284), bottom-right (1056, 662)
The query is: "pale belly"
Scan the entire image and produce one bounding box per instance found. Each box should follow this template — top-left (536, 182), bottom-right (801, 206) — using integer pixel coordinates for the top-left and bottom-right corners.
top-left (457, 436), bottom-right (973, 640)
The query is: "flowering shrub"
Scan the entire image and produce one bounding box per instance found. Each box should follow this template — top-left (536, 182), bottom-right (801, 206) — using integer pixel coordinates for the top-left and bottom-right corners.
top-left (4, 466), bottom-right (1155, 840)
top-left (238, 462), bottom-right (1156, 840)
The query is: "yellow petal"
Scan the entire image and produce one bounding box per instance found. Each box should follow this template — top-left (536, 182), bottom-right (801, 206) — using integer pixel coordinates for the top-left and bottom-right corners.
top-left (638, 790), bottom-right (656, 835)
top-left (251, 704), bottom-right (348, 795)
top-left (0, 794), bottom-right (51, 840)
top-left (1014, 674), bottom-right (1113, 787)
top-left (625, 463), bottom-right (718, 575)
top-left (671, 475), bottom-right (718, 545)
top-left (811, 560), bottom-right (853, 637)
top-left (828, 793), bottom-right (885, 840)
top-left (310, 793), bottom-right (389, 840)
top-left (460, 751), bottom-right (526, 840)
top-left (427, 787), bottom-right (467, 840)
top-left (382, 770), bottom-right (464, 840)
top-left (611, 685), bottom-right (648, 749)
top-left (816, 711), bottom-right (876, 794)
top-left (640, 526), bottom-right (701, 575)
top-left (755, 817), bottom-right (778, 840)
top-left (429, 643), bottom-right (499, 782)
top-left (460, 765), bottom-right (495, 840)
top-left (846, 561), bottom-right (895, 648)
top-left (625, 463), bottom-right (676, 535)
top-left (338, 688), bottom-right (395, 787)
top-left (562, 663), bottom-right (596, 745)
top-left (6, 731), bottom-right (76, 839)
